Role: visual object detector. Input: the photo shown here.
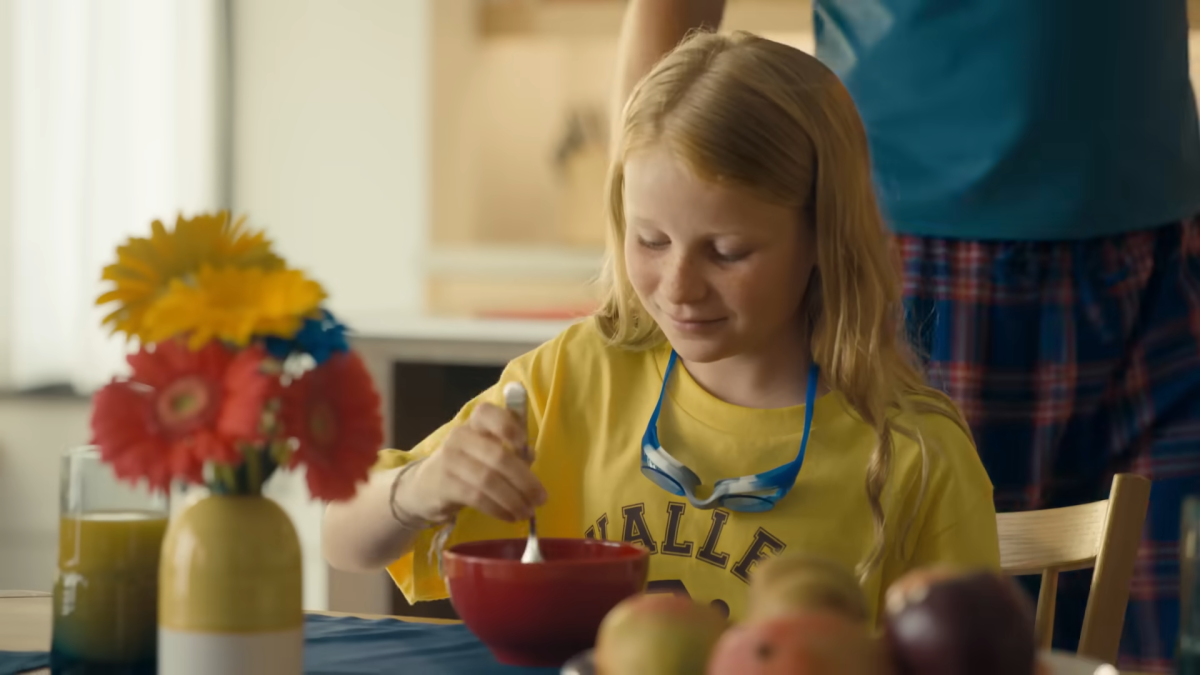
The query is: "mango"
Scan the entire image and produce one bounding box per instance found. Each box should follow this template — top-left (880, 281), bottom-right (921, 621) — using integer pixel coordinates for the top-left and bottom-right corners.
top-left (707, 609), bottom-right (890, 675)
top-left (747, 551), bottom-right (868, 623)
top-left (594, 593), bottom-right (726, 675)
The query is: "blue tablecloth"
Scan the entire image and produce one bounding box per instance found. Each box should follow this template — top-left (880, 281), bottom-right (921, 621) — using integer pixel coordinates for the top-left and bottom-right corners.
top-left (0, 614), bottom-right (564, 675)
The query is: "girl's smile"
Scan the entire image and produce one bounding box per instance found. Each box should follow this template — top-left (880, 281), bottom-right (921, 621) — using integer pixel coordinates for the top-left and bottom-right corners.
top-left (666, 316), bottom-right (727, 333)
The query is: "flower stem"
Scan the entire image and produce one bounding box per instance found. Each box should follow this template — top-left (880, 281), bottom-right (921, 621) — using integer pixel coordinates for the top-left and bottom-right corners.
top-left (248, 446), bottom-right (263, 495)
top-left (215, 463), bottom-right (239, 495)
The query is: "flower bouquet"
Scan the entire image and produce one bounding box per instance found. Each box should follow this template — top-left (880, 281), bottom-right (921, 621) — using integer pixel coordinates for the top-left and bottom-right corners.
top-left (88, 211), bottom-right (383, 675)
top-left (91, 210), bottom-right (383, 500)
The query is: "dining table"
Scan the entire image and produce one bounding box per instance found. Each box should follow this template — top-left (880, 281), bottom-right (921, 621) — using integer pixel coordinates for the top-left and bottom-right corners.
top-left (0, 590), bottom-right (557, 675)
top-left (0, 590), bottom-right (1163, 675)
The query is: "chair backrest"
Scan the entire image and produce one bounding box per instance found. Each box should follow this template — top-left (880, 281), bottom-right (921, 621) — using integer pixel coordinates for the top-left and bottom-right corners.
top-left (996, 473), bottom-right (1151, 665)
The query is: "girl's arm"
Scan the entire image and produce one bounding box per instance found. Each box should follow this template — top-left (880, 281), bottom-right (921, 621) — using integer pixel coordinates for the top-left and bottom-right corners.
top-left (322, 402), bottom-right (546, 573)
top-left (612, 0), bottom-right (727, 140)
top-left (321, 462), bottom-right (426, 574)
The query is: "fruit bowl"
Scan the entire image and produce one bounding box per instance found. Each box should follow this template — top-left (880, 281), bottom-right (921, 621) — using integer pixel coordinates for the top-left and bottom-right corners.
top-left (442, 538), bottom-right (651, 668)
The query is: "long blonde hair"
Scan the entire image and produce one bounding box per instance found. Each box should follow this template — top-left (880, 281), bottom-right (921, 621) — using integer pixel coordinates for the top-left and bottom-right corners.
top-left (596, 30), bottom-right (973, 578)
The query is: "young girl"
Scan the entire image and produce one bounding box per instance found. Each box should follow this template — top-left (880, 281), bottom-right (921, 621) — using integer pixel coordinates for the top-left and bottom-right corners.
top-left (322, 30), bottom-right (999, 623)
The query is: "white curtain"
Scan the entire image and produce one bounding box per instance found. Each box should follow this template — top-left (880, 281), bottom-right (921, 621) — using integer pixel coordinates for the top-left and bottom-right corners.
top-left (10, 0), bottom-right (226, 392)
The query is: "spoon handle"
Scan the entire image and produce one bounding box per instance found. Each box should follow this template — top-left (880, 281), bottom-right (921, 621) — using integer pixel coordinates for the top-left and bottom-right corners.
top-left (503, 383), bottom-right (531, 458)
top-left (503, 382), bottom-right (527, 435)
top-left (503, 383), bottom-right (544, 563)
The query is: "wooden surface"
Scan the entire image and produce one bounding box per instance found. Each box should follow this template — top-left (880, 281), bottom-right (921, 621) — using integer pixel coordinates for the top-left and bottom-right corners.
top-left (997, 474), bottom-right (1153, 666)
top-left (1078, 474), bottom-right (1152, 664)
top-left (0, 592), bottom-right (455, 675)
top-left (998, 500), bottom-right (1112, 575)
top-left (0, 594), bottom-right (53, 654)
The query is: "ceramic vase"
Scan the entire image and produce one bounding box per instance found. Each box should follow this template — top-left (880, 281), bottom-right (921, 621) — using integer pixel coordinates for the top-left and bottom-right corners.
top-left (158, 494), bottom-right (303, 675)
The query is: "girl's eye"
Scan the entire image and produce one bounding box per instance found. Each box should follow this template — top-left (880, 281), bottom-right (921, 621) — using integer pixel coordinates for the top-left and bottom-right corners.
top-left (637, 237), bottom-right (668, 250)
top-left (714, 248), bottom-right (750, 263)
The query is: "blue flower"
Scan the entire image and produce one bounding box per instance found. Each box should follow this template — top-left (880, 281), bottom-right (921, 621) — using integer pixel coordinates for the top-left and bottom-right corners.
top-left (265, 309), bottom-right (349, 365)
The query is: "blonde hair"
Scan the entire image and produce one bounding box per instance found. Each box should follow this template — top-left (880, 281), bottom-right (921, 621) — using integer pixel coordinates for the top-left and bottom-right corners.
top-left (596, 30), bottom-right (973, 579)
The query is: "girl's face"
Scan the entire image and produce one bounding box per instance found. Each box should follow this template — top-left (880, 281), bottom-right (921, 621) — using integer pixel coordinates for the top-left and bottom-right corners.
top-left (623, 144), bottom-right (816, 364)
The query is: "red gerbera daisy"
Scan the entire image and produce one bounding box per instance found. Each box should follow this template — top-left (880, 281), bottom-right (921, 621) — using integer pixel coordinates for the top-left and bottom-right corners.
top-left (279, 351), bottom-right (383, 501)
top-left (90, 340), bottom-right (276, 490)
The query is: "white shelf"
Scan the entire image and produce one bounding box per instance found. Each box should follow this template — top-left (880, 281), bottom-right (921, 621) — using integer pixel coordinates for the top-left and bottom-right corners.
top-left (479, 0), bottom-right (812, 38)
top-left (426, 245), bottom-right (605, 280)
top-left (343, 309), bottom-right (575, 343)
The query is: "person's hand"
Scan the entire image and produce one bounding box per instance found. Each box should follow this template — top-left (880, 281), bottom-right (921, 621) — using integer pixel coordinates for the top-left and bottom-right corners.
top-left (394, 402), bottom-right (547, 525)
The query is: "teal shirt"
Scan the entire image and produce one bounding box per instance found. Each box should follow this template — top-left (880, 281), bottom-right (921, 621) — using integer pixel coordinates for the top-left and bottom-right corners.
top-left (815, 0), bottom-right (1200, 241)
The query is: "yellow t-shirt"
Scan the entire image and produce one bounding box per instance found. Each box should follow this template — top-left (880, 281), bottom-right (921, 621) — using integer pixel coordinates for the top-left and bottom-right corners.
top-left (375, 319), bottom-right (999, 623)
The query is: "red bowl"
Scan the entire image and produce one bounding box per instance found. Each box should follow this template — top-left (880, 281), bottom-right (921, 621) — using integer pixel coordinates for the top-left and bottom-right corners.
top-left (442, 538), bottom-right (650, 667)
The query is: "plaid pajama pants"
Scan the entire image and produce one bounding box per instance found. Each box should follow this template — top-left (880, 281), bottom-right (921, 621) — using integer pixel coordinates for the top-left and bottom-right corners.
top-left (900, 217), bottom-right (1200, 673)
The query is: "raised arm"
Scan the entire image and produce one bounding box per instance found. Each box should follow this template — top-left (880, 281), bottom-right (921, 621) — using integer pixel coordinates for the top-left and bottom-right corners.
top-left (322, 402), bottom-right (544, 573)
top-left (611, 0), bottom-right (726, 139)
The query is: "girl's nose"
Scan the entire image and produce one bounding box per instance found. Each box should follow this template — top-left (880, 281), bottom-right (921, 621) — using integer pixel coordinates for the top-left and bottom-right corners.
top-left (661, 251), bottom-right (708, 305)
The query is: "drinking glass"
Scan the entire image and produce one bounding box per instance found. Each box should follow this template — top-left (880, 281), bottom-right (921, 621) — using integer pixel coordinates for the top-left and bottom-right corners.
top-left (1180, 496), bottom-right (1200, 673)
top-left (50, 446), bottom-right (168, 672)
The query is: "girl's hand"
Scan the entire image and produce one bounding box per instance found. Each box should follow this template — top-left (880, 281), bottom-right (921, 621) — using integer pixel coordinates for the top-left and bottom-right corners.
top-left (394, 402), bottom-right (548, 525)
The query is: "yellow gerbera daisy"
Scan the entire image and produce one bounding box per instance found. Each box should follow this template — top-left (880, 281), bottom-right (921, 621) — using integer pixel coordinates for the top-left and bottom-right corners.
top-left (97, 211), bottom-right (285, 341)
top-left (141, 266), bottom-right (327, 350)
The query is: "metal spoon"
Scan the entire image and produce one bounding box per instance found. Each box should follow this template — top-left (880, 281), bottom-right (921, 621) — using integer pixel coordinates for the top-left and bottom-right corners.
top-left (503, 382), bottom-right (544, 564)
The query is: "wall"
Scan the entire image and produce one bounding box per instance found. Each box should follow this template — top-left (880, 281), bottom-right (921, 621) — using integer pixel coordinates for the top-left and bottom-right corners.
top-left (230, 0), bottom-right (429, 319)
top-left (0, 399), bottom-right (89, 591)
top-left (0, 0), bottom-right (12, 389)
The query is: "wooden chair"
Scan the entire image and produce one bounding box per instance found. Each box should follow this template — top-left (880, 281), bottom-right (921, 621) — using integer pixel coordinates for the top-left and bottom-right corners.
top-left (997, 473), bottom-right (1152, 665)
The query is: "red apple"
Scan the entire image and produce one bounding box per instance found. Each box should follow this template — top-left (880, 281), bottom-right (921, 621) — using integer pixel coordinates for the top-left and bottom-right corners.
top-left (883, 569), bottom-right (1037, 675)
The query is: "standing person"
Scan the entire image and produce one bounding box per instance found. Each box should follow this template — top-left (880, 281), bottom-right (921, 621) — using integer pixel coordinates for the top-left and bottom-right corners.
top-left (324, 32), bottom-right (999, 626)
top-left (612, 0), bottom-right (1200, 670)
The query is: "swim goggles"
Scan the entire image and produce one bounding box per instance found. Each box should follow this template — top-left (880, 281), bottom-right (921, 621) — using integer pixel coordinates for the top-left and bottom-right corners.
top-left (640, 350), bottom-right (818, 512)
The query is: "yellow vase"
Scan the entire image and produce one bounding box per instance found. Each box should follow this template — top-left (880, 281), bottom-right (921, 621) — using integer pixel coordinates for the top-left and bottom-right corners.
top-left (158, 494), bottom-right (303, 675)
